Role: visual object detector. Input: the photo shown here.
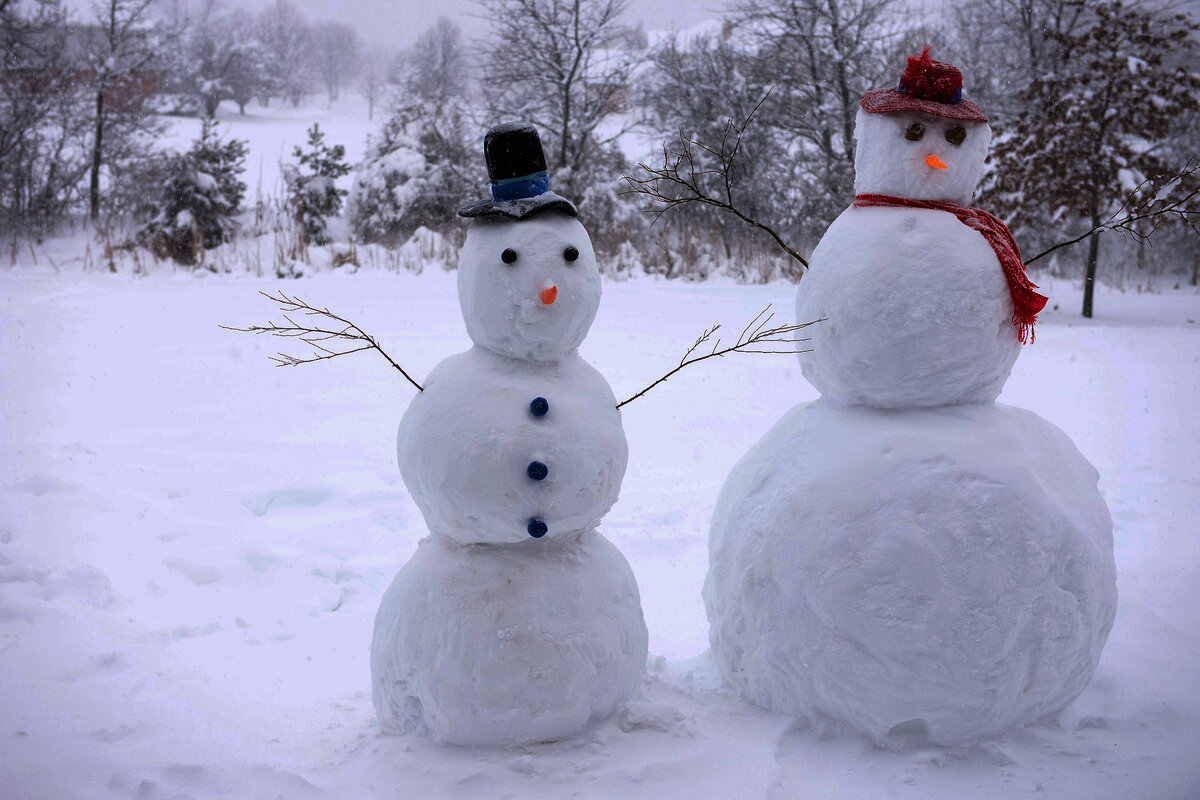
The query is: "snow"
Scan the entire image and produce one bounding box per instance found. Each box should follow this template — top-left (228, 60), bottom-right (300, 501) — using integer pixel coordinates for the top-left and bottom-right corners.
top-left (706, 400), bottom-right (1116, 745)
top-left (1, 264), bottom-right (1198, 798)
top-left (161, 96), bottom-right (373, 197)
top-left (372, 529), bottom-right (646, 745)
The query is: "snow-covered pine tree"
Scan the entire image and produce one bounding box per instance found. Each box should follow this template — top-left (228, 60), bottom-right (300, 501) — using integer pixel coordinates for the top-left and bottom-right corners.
top-left (283, 123), bottom-right (350, 245)
top-left (347, 19), bottom-right (478, 245)
top-left (986, 0), bottom-right (1200, 317)
top-left (139, 118), bottom-right (247, 266)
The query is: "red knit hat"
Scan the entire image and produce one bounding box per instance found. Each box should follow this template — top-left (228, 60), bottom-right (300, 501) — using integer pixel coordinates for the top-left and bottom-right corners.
top-left (860, 48), bottom-right (987, 123)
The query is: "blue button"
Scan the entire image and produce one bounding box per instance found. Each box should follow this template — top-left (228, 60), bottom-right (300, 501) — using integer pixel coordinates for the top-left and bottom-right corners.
top-left (527, 461), bottom-right (548, 481)
top-left (527, 519), bottom-right (548, 538)
top-left (530, 397), bottom-right (549, 417)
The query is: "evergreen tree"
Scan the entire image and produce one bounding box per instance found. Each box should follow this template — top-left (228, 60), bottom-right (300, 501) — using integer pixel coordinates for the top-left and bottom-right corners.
top-left (987, 0), bottom-right (1200, 317)
top-left (347, 19), bottom-right (479, 244)
top-left (476, 0), bottom-right (642, 203)
top-left (283, 123), bottom-right (351, 245)
top-left (139, 119), bottom-right (247, 265)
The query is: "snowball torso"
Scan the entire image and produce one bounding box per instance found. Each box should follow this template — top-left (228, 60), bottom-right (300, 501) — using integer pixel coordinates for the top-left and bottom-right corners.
top-left (704, 401), bottom-right (1117, 745)
top-left (398, 346), bottom-right (627, 544)
top-left (796, 205), bottom-right (1020, 407)
top-left (372, 530), bottom-right (648, 746)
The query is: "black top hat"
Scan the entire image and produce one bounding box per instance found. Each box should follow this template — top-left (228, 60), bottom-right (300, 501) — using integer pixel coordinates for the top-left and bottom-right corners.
top-left (457, 122), bottom-right (578, 220)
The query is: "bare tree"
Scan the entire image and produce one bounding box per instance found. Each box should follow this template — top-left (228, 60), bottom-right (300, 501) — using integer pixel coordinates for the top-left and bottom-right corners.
top-left (949, 0), bottom-right (1086, 118)
top-left (731, 0), bottom-right (895, 236)
top-left (84, 0), bottom-right (163, 220)
top-left (356, 42), bottom-right (394, 121)
top-left (256, 0), bottom-right (312, 107)
top-left (476, 0), bottom-right (643, 200)
top-left (626, 92), bottom-right (809, 273)
top-left (1, 0), bottom-right (91, 234)
top-left (313, 21), bottom-right (359, 102)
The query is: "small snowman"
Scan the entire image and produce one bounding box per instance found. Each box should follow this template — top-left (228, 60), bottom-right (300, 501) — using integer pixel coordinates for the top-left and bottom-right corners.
top-left (704, 51), bottom-right (1118, 746)
top-left (371, 123), bottom-right (647, 746)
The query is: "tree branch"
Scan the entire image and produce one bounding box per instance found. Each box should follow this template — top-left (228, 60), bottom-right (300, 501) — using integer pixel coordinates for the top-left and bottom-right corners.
top-left (1025, 160), bottom-right (1200, 266)
top-left (622, 88), bottom-right (809, 270)
top-left (616, 305), bottom-right (822, 409)
top-left (221, 291), bottom-right (424, 392)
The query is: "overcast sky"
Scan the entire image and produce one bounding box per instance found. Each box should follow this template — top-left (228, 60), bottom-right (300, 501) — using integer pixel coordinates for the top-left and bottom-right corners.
top-left (226, 0), bottom-right (729, 47)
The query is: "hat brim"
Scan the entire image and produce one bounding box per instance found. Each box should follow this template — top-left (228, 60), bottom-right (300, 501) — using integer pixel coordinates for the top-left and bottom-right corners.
top-left (457, 191), bottom-right (578, 220)
top-left (860, 88), bottom-right (987, 123)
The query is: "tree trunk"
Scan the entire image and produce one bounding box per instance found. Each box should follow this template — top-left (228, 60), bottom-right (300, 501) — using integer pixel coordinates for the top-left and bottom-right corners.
top-left (1082, 204), bottom-right (1102, 318)
top-left (89, 89), bottom-right (104, 220)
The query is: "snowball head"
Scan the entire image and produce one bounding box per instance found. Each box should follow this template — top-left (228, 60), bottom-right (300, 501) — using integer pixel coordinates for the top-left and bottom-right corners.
top-left (372, 530), bottom-right (648, 746)
top-left (398, 346), bottom-right (627, 544)
top-left (853, 108), bottom-right (991, 206)
top-left (458, 212), bottom-right (601, 361)
top-left (704, 401), bottom-right (1117, 746)
top-left (795, 204), bottom-right (1020, 407)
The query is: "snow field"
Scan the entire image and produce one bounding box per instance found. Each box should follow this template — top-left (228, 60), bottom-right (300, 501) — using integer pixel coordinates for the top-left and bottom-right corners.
top-left (1, 267), bottom-right (1198, 798)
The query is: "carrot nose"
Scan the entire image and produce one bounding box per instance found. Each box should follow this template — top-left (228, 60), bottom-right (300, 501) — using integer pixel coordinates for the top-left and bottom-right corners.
top-left (925, 154), bottom-right (949, 170)
top-left (540, 286), bottom-right (558, 305)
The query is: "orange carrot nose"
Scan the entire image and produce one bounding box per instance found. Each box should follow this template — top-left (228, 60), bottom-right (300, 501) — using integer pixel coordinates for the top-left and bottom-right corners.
top-left (541, 286), bottom-right (558, 305)
top-left (925, 154), bottom-right (949, 170)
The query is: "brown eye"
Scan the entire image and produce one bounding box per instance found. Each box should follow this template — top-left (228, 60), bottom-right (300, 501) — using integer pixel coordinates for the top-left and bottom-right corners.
top-left (501, 248), bottom-right (517, 264)
top-left (563, 245), bottom-right (579, 262)
top-left (905, 123), bottom-right (925, 141)
top-left (945, 126), bottom-right (967, 146)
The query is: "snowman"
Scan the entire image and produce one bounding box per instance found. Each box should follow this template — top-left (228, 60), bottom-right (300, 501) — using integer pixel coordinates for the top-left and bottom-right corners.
top-left (704, 51), bottom-right (1118, 746)
top-left (370, 123), bottom-right (648, 746)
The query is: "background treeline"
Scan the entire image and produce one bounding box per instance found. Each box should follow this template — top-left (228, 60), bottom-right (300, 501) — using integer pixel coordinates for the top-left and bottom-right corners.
top-left (2, 0), bottom-right (1198, 293)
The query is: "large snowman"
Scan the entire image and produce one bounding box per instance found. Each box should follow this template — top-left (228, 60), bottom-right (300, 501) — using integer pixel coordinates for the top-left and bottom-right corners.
top-left (371, 123), bottom-right (647, 746)
top-left (704, 51), bottom-right (1118, 746)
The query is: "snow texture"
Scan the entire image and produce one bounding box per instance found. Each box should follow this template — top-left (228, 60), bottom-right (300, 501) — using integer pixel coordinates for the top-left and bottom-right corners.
top-left (371, 530), bottom-right (647, 746)
top-left (2, 260), bottom-right (1198, 798)
top-left (458, 212), bottom-right (601, 361)
top-left (397, 346), bottom-right (627, 544)
top-left (853, 109), bottom-right (991, 206)
top-left (797, 204), bottom-right (1019, 407)
top-left (705, 400), bottom-right (1117, 746)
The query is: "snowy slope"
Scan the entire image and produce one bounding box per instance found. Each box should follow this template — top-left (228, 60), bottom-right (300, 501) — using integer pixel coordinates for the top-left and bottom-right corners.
top-left (1, 268), bottom-right (1198, 799)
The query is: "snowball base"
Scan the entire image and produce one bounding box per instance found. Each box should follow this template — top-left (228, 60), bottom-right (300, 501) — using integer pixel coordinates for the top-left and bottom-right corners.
top-left (704, 401), bottom-right (1117, 746)
top-left (372, 530), bottom-right (648, 746)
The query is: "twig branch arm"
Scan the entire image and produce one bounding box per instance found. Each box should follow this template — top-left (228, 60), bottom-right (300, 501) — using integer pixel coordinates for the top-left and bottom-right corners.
top-left (220, 291), bottom-right (424, 392)
top-left (622, 89), bottom-right (809, 270)
top-left (616, 306), bottom-right (822, 409)
top-left (1025, 161), bottom-right (1200, 266)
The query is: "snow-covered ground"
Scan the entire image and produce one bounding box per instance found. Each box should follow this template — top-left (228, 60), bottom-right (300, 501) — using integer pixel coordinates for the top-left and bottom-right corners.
top-left (1, 262), bottom-right (1198, 798)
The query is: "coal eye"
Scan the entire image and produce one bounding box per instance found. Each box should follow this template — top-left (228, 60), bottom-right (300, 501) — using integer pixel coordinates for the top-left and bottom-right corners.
top-left (905, 123), bottom-right (925, 141)
top-left (945, 126), bottom-right (966, 146)
top-left (501, 248), bottom-right (517, 264)
top-left (563, 245), bottom-right (579, 263)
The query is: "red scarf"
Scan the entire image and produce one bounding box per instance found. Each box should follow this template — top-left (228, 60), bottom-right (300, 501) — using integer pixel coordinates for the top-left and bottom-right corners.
top-left (852, 193), bottom-right (1048, 344)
